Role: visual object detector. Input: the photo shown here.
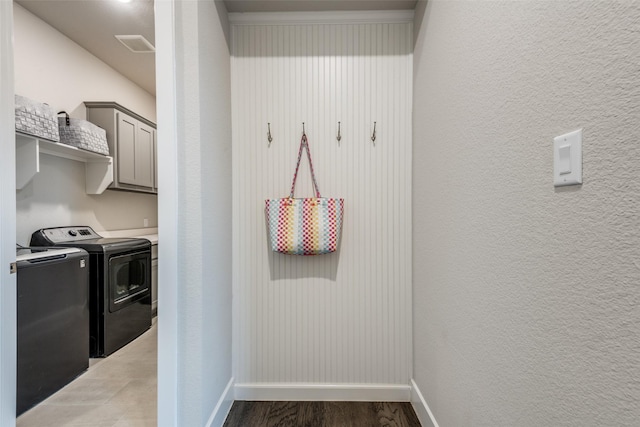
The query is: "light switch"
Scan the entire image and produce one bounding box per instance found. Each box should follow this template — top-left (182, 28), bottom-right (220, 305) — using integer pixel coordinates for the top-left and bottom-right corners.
top-left (554, 129), bottom-right (582, 187)
top-left (558, 145), bottom-right (572, 174)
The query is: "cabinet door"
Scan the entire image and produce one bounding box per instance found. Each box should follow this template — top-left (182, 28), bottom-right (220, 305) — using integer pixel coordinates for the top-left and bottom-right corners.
top-left (153, 130), bottom-right (158, 192)
top-left (117, 113), bottom-right (137, 185)
top-left (135, 123), bottom-right (155, 188)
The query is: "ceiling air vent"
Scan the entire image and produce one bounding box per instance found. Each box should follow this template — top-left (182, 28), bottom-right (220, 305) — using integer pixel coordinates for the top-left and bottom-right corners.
top-left (115, 35), bottom-right (155, 53)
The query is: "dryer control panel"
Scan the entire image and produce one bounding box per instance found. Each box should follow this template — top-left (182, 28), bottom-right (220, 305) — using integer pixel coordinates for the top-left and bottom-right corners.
top-left (31, 226), bottom-right (102, 244)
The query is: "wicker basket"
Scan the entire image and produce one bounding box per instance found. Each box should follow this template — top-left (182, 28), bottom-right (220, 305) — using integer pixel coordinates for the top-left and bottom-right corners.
top-left (14, 95), bottom-right (60, 142)
top-left (58, 112), bottom-right (109, 156)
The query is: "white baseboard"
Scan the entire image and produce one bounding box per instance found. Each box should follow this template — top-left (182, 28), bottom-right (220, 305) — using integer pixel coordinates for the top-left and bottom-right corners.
top-left (205, 377), bottom-right (235, 427)
top-left (234, 383), bottom-right (411, 402)
top-left (410, 379), bottom-right (439, 427)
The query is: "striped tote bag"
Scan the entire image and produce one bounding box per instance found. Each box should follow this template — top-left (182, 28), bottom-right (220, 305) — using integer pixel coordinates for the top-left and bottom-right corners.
top-left (265, 133), bottom-right (344, 255)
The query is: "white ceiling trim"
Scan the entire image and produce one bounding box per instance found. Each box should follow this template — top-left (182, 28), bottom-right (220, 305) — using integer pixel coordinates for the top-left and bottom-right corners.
top-left (228, 10), bottom-right (414, 25)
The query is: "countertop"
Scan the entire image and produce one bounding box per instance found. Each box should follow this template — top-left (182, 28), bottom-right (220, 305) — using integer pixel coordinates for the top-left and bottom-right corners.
top-left (99, 228), bottom-right (158, 245)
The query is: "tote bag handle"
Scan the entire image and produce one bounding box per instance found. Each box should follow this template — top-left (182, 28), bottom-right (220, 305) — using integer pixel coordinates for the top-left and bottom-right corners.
top-left (289, 133), bottom-right (321, 199)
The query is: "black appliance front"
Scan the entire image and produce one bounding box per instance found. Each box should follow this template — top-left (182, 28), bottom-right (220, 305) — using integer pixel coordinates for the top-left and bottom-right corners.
top-left (90, 248), bottom-right (152, 357)
top-left (30, 226), bottom-right (152, 357)
top-left (16, 247), bottom-right (89, 415)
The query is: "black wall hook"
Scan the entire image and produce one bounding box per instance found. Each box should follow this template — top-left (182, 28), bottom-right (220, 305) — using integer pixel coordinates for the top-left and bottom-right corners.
top-left (371, 121), bottom-right (377, 144)
top-left (337, 121), bottom-right (342, 142)
top-left (267, 123), bottom-right (273, 146)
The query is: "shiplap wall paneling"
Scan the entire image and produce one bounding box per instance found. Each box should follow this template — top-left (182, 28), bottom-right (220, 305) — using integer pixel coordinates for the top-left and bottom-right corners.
top-left (231, 19), bottom-right (413, 394)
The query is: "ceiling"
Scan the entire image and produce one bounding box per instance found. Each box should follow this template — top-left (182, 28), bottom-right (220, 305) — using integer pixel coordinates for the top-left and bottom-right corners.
top-left (15, 0), bottom-right (417, 96)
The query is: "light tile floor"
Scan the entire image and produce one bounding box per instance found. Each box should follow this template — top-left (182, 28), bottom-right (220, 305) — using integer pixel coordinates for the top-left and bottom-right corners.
top-left (17, 320), bottom-right (157, 427)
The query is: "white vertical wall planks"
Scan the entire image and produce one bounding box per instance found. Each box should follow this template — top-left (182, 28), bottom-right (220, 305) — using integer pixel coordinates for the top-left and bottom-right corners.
top-left (231, 15), bottom-right (413, 394)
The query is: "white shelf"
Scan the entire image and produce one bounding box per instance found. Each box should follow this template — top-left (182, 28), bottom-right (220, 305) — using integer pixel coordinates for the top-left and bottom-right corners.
top-left (16, 133), bottom-right (114, 194)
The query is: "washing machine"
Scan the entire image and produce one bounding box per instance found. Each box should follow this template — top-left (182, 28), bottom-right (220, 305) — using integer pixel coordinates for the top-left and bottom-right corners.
top-left (16, 246), bottom-right (89, 415)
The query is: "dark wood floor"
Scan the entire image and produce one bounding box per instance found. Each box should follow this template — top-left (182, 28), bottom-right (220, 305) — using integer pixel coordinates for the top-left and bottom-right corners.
top-left (223, 401), bottom-right (422, 427)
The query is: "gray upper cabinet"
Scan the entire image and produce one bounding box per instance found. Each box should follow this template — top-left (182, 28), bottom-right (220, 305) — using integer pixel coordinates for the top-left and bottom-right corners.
top-left (85, 102), bottom-right (157, 194)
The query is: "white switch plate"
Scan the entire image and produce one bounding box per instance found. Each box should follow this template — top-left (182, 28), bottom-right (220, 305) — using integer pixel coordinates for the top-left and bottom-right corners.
top-left (554, 129), bottom-right (582, 187)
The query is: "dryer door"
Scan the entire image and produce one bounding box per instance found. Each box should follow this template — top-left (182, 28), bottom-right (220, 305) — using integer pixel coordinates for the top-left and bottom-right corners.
top-left (108, 250), bottom-right (150, 313)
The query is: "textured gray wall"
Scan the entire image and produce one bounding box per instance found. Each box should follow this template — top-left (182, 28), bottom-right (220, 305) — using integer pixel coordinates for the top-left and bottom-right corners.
top-left (412, 1), bottom-right (640, 425)
top-left (172, 1), bottom-right (233, 426)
